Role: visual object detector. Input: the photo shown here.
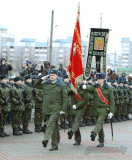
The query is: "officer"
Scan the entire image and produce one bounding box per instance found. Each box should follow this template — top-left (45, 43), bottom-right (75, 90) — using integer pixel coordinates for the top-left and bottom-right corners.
top-left (34, 69), bottom-right (68, 151)
top-left (67, 80), bottom-right (88, 145)
top-left (22, 74), bottom-right (35, 134)
top-left (82, 73), bottom-right (115, 147)
top-left (0, 74), bottom-right (12, 137)
top-left (11, 77), bottom-right (27, 135)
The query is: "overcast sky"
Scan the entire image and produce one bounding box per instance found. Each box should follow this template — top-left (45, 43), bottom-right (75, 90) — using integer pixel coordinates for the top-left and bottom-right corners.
top-left (0, 0), bottom-right (132, 55)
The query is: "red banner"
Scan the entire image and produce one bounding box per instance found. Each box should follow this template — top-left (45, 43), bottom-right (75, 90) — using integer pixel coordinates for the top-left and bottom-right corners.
top-left (96, 87), bottom-right (110, 106)
top-left (68, 3), bottom-right (83, 95)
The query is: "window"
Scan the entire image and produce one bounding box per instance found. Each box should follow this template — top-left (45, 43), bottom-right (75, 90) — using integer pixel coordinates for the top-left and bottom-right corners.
top-left (59, 57), bottom-right (63, 60)
top-left (10, 46), bottom-right (14, 49)
top-left (54, 48), bottom-right (57, 50)
top-left (15, 47), bottom-right (17, 49)
top-left (31, 47), bottom-right (34, 50)
top-left (35, 47), bottom-right (38, 49)
top-left (59, 52), bottom-right (63, 56)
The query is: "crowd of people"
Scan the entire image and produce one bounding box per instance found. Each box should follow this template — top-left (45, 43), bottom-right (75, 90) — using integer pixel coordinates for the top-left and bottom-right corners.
top-left (0, 58), bottom-right (132, 151)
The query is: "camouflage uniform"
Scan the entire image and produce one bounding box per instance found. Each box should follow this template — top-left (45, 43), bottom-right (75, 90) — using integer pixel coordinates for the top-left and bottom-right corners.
top-left (118, 84), bottom-right (124, 121)
top-left (129, 83), bottom-right (132, 114)
top-left (123, 83), bottom-right (129, 120)
top-left (0, 83), bottom-right (11, 137)
top-left (34, 88), bottom-right (43, 132)
top-left (22, 81), bottom-right (35, 133)
top-left (11, 83), bottom-right (25, 129)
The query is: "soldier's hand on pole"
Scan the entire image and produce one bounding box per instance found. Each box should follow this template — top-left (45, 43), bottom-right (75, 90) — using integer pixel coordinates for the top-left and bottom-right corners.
top-left (108, 112), bottom-right (113, 119)
top-left (60, 111), bottom-right (65, 115)
top-left (73, 105), bottom-right (77, 110)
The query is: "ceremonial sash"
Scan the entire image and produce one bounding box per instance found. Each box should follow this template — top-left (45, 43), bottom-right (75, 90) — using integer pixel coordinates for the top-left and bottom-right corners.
top-left (76, 92), bottom-right (87, 109)
top-left (96, 87), bottom-right (110, 106)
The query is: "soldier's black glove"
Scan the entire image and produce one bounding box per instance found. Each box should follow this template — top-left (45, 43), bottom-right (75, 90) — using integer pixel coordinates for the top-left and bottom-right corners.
top-left (18, 101), bottom-right (22, 106)
top-left (3, 101), bottom-right (8, 106)
top-left (22, 90), bottom-right (27, 96)
top-left (32, 89), bottom-right (36, 96)
top-left (9, 90), bottom-right (13, 97)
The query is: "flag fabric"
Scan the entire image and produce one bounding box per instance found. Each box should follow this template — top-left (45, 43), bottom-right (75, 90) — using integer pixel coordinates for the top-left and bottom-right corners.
top-left (68, 2), bottom-right (83, 95)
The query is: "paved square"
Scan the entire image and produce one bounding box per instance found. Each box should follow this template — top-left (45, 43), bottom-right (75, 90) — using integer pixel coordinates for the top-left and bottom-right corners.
top-left (0, 119), bottom-right (132, 160)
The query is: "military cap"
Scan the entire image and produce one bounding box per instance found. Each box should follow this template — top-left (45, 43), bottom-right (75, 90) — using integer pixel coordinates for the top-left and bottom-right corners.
top-left (20, 77), bottom-right (24, 81)
top-left (24, 74), bottom-right (32, 80)
top-left (111, 79), bottom-right (117, 85)
top-left (96, 73), bottom-right (105, 79)
top-left (63, 75), bottom-right (68, 79)
top-left (123, 81), bottom-right (128, 84)
top-left (87, 76), bottom-right (93, 81)
top-left (107, 79), bottom-right (111, 83)
top-left (9, 78), bottom-right (14, 81)
top-left (14, 77), bottom-right (21, 82)
top-left (0, 74), bottom-right (8, 80)
top-left (49, 69), bottom-right (58, 75)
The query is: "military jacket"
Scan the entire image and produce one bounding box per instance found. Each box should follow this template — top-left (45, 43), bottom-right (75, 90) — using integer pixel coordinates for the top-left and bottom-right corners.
top-left (68, 84), bottom-right (88, 116)
top-left (11, 84), bottom-right (25, 111)
top-left (34, 77), bottom-right (68, 115)
top-left (85, 81), bottom-right (115, 116)
top-left (23, 82), bottom-right (35, 109)
top-left (64, 82), bottom-right (71, 107)
top-left (0, 83), bottom-right (11, 112)
top-left (34, 88), bottom-right (43, 109)
top-left (129, 88), bottom-right (132, 105)
top-left (118, 86), bottom-right (124, 105)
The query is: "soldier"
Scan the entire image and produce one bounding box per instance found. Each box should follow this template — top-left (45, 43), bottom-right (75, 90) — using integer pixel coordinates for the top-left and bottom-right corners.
top-left (82, 73), bottom-right (115, 147)
top-left (128, 82), bottom-right (132, 114)
top-left (34, 88), bottom-right (43, 132)
top-left (22, 74), bottom-right (35, 134)
top-left (123, 81), bottom-right (130, 120)
top-left (59, 75), bottom-right (71, 129)
top-left (34, 69), bottom-right (68, 151)
top-left (111, 80), bottom-right (121, 122)
top-left (11, 77), bottom-right (27, 135)
top-left (0, 74), bottom-right (12, 137)
top-left (67, 80), bottom-right (88, 145)
top-left (85, 76), bottom-right (95, 126)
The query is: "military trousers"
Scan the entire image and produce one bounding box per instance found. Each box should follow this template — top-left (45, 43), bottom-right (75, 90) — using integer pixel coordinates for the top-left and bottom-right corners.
top-left (18, 111), bottom-right (23, 126)
top-left (92, 116), bottom-right (106, 143)
top-left (44, 114), bottom-right (60, 148)
top-left (34, 108), bottom-right (42, 126)
top-left (11, 110), bottom-right (19, 128)
top-left (71, 115), bottom-right (82, 142)
top-left (122, 104), bottom-right (127, 116)
top-left (0, 110), bottom-right (8, 129)
top-left (22, 108), bottom-right (31, 127)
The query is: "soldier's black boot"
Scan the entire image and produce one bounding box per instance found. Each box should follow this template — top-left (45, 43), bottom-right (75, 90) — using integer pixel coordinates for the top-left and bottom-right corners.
top-left (117, 117), bottom-right (122, 122)
top-left (17, 126), bottom-right (23, 131)
top-left (97, 143), bottom-right (104, 147)
top-left (2, 129), bottom-right (10, 137)
top-left (126, 115), bottom-right (131, 120)
top-left (50, 147), bottom-right (58, 151)
top-left (103, 121), bottom-right (106, 124)
top-left (86, 119), bottom-right (92, 126)
top-left (124, 116), bottom-right (127, 121)
top-left (79, 121), bottom-right (86, 127)
top-left (61, 122), bottom-right (69, 129)
top-left (92, 119), bottom-right (97, 125)
top-left (73, 142), bottom-right (81, 145)
top-left (13, 128), bottom-right (19, 136)
top-left (41, 125), bottom-right (47, 133)
top-left (0, 128), bottom-right (5, 137)
top-left (42, 140), bottom-right (48, 148)
top-left (68, 130), bottom-right (73, 139)
top-left (35, 125), bottom-right (41, 132)
top-left (112, 117), bottom-right (116, 123)
top-left (121, 115), bottom-right (125, 121)
top-left (114, 117), bottom-right (117, 122)
top-left (39, 126), bottom-right (43, 132)
top-left (23, 126), bottom-right (32, 134)
top-left (105, 118), bottom-right (110, 123)
top-left (91, 132), bottom-right (97, 141)
top-left (69, 121), bottom-right (73, 128)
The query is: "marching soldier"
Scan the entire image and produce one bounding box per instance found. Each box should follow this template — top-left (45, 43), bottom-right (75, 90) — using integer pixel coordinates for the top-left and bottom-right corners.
top-left (128, 82), bottom-right (132, 114)
top-left (34, 69), bottom-right (68, 151)
top-left (11, 77), bottom-right (27, 135)
top-left (82, 73), bottom-right (115, 147)
top-left (0, 74), bottom-right (12, 137)
top-left (22, 74), bottom-right (35, 134)
top-left (67, 80), bottom-right (88, 145)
